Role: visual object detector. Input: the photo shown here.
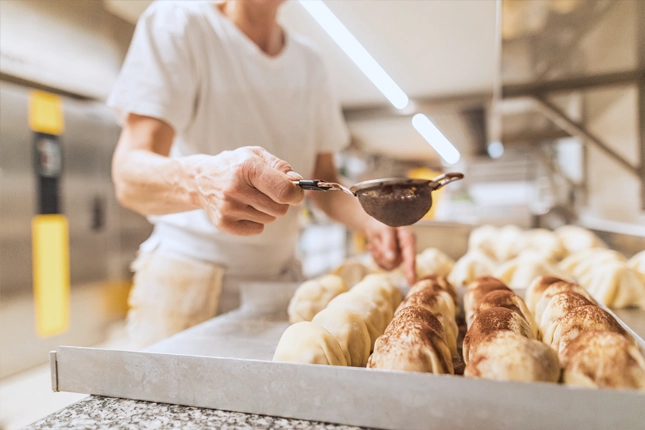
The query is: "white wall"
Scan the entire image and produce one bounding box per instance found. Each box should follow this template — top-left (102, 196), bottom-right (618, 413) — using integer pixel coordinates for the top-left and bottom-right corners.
top-left (0, 0), bottom-right (133, 100)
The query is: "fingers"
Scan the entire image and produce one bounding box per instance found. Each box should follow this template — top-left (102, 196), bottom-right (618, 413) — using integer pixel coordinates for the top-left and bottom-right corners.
top-left (397, 227), bottom-right (417, 285)
top-left (368, 226), bottom-right (402, 271)
top-left (218, 218), bottom-right (265, 236)
top-left (247, 148), bottom-right (305, 205)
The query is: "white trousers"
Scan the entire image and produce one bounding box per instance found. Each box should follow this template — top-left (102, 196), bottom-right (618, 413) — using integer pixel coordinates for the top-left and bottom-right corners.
top-left (126, 247), bottom-right (303, 349)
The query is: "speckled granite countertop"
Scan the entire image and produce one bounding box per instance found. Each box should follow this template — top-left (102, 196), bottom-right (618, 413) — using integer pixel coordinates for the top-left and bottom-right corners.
top-left (25, 396), bottom-right (364, 430)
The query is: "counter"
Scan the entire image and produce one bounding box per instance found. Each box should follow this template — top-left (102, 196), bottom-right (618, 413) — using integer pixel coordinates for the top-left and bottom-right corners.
top-left (26, 396), bottom-right (362, 429)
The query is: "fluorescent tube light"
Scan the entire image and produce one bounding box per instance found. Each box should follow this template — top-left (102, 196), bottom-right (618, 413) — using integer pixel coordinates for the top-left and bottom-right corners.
top-left (299, 0), bottom-right (409, 109)
top-left (411, 114), bottom-right (461, 165)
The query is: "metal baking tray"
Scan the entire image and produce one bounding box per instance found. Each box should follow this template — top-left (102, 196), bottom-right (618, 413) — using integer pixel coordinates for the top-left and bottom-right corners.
top-left (50, 281), bottom-right (645, 430)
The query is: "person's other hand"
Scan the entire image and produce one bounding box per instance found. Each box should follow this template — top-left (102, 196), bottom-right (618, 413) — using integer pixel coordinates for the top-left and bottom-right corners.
top-left (365, 220), bottom-right (416, 285)
top-left (192, 146), bottom-right (304, 236)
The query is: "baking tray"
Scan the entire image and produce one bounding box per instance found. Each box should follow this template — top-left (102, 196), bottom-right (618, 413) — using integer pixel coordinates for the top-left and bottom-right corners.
top-left (50, 282), bottom-right (645, 430)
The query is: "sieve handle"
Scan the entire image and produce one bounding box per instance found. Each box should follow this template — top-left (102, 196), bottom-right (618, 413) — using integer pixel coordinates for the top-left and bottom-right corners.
top-left (292, 179), bottom-right (355, 196)
top-left (430, 172), bottom-right (464, 190)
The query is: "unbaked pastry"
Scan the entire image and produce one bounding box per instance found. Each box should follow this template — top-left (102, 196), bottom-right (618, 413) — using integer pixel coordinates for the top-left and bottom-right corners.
top-left (533, 282), bottom-right (596, 324)
top-left (326, 292), bottom-right (385, 349)
top-left (397, 289), bottom-right (459, 356)
top-left (367, 306), bottom-right (453, 374)
top-left (539, 292), bottom-right (595, 345)
top-left (463, 277), bottom-right (511, 324)
top-left (491, 225), bottom-right (527, 262)
top-left (288, 275), bottom-right (349, 324)
top-left (349, 280), bottom-right (395, 328)
top-left (448, 250), bottom-right (498, 287)
top-left (555, 225), bottom-right (606, 256)
top-left (558, 248), bottom-right (625, 280)
top-left (463, 307), bottom-right (535, 364)
top-left (472, 290), bottom-right (539, 338)
top-left (464, 331), bottom-right (560, 383)
top-left (408, 274), bottom-right (457, 308)
top-left (415, 248), bottom-right (455, 279)
top-left (628, 250), bottom-right (645, 276)
top-left (521, 228), bottom-right (566, 262)
top-left (494, 256), bottom-right (570, 290)
top-left (357, 274), bottom-right (403, 311)
top-left (312, 307), bottom-right (371, 367)
top-left (468, 224), bottom-right (499, 259)
top-left (560, 331), bottom-right (645, 390)
top-left (582, 261), bottom-right (645, 309)
top-left (550, 305), bottom-right (633, 356)
top-left (273, 321), bottom-right (348, 366)
top-left (331, 259), bottom-right (373, 287)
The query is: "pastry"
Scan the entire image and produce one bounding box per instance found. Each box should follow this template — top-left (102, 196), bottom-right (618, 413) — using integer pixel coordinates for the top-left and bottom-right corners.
top-left (464, 331), bottom-right (560, 383)
top-left (491, 225), bottom-right (526, 262)
top-left (550, 305), bottom-right (633, 355)
top-left (273, 321), bottom-right (347, 366)
top-left (326, 292), bottom-right (385, 349)
top-left (472, 290), bottom-right (538, 338)
top-left (349, 281), bottom-right (395, 326)
top-left (409, 274), bottom-right (457, 305)
top-left (397, 289), bottom-right (459, 356)
top-left (628, 250), bottom-right (645, 276)
top-left (331, 259), bottom-right (373, 287)
top-left (312, 307), bottom-right (371, 367)
top-left (463, 277), bottom-right (511, 325)
top-left (560, 331), bottom-right (645, 390)
top-left (367, 306), bottom-right (453, 374)
top-left (539, 292), bottom-right (596, 345)
top-left (448, 250), bottom-right (498, 287)
top-left (582, 261), bottom-right (645, 309)
top-left (415, 248), bottom-right (455, 279)
top-left (468, 224), bottom-right (499, 259)
top-left (357, 274), bottom-right (403, 311)
top-left (494, 256), bottom-right (570, 290)
top-left (287, 275), bottom-right (349, 324)
top-left (533, 281), bottom-right (596, 324)
top-left (521, 228), bottom-right (566, 261)
top-left (558, 248), bottom-right (625, 280)
top-left (555, 225), bottom-right (606, 256)
top-left (525, 276), bottom-right (567, 313)
top-left (463, 307), bottom-right (535, 364)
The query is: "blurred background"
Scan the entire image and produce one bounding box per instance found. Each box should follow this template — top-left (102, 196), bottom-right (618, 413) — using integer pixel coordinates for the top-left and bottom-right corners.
top-left (1, 0), bottom-right (644, 427)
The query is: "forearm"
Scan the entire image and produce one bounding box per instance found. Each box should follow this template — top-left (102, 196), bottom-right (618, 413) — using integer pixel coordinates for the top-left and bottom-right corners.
top-left (309, 190), bottom-right (374, 233)
top-left (112, 147), bottom-right (205, 216)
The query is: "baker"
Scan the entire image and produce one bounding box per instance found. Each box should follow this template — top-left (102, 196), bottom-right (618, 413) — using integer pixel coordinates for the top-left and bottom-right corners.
top-left (109, 0), bottom-right (417, 348)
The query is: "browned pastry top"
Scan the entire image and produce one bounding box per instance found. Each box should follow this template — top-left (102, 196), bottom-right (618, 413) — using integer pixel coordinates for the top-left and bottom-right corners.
top-left (560, 331), bottom-right (645, 389)
top-left (386, 305), bottom-right (445, 339)
top-left (468, 283), bottom-right (513, 312)
top-left (466, 276), bottom-right (508, 291)
top-left (408, 275), bottom-right (456, 302)
top-left (529, 276), bottom-right (566, 297)
top-left (476, 290), bottom-right (523, 317)
top-left (398, 289), bottom-right (447, 313)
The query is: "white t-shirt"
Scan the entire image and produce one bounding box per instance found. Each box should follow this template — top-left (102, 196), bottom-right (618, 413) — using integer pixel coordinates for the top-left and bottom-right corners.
top-left (108, 1), bottom-right (349, 279)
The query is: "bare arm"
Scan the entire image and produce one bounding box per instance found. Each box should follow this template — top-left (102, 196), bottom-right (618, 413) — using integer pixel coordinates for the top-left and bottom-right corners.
top-left (112, 113), bottom-right (304, 236)
top-left (308, 153), bottom-right (417, 284)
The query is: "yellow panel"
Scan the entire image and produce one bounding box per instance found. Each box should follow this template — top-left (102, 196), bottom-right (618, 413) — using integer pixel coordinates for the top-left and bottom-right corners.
top-left (408, 168), bottom-right (444, 220)
top-left (32, 215), bottom-right (70, 337)
top-left (29, 91), bottom-right (65, 135)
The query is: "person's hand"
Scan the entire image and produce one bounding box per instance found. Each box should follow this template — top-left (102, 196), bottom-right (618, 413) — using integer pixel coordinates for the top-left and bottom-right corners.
top-left (191, 146), bottom-right (304, 236)
top-left (365, 219), bottom-right (416, 285)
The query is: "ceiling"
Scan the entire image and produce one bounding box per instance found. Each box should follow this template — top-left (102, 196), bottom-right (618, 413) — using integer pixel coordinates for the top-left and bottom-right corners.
top-left (104, 0), bottom-right (498, 160)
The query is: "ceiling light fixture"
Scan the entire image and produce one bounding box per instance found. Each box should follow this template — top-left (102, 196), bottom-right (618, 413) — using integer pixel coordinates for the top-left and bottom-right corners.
top-left (298, 0), bottom-right (409, 109)
top-left (411, 114), bottom-right (461, 165)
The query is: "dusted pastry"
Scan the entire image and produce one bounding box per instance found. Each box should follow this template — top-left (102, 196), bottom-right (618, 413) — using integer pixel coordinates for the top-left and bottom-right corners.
top-left (464, 331), bottom-right (560, 383)
top-left (358, 274), bottom-right (403, 311)
top-left (312, 307), bottom-right (371, 367)
top-left (326, 292), bottom-right (385, 348)
top-left (533, 282), bottom-right (596, 324)
top-left (397, 289), bottom-right (459, 356)
top-left (463, 277), bottom-right (511, 324)
top-left (472, 290), bottom-right (538, 338)
top-left (560, 331), bottom-right (645, 390)
top-left (367, 306), bottom-right (453, 374)
top-left (550, 305), bottom-right (633, 355)
top-left (582, 261), bottom-right (645, 309)
top-left (288, 275), bottom-right (349, 324)
top-left (409, 274), bottom-right (457, 305)
top-left (539, 292), bottom-right (594, 345)
top-left (448, 250), bottom-right (498, 287)
top-left (273, 322), bottom-right (348, 366)
top-left (415, 248), bottom-right (455, 279)
top-left (463, 307), bottom-right (535, 364)
top-left (525, 276), bottom-right (567, 313)
top-left (494, 256), bottom-right (570, 290)
top-left (331, 259), bottom-right (373, 287)
top-left (521, 228), bottom-right (566, 262)
top-left (628, 250), bottom-right (645, 276)
top-left (555, 225), bottom-right (606, 256)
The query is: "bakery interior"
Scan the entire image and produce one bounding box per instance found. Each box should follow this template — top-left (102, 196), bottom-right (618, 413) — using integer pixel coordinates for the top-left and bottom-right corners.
top-left (1, 0), bottom-right (645, 428)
